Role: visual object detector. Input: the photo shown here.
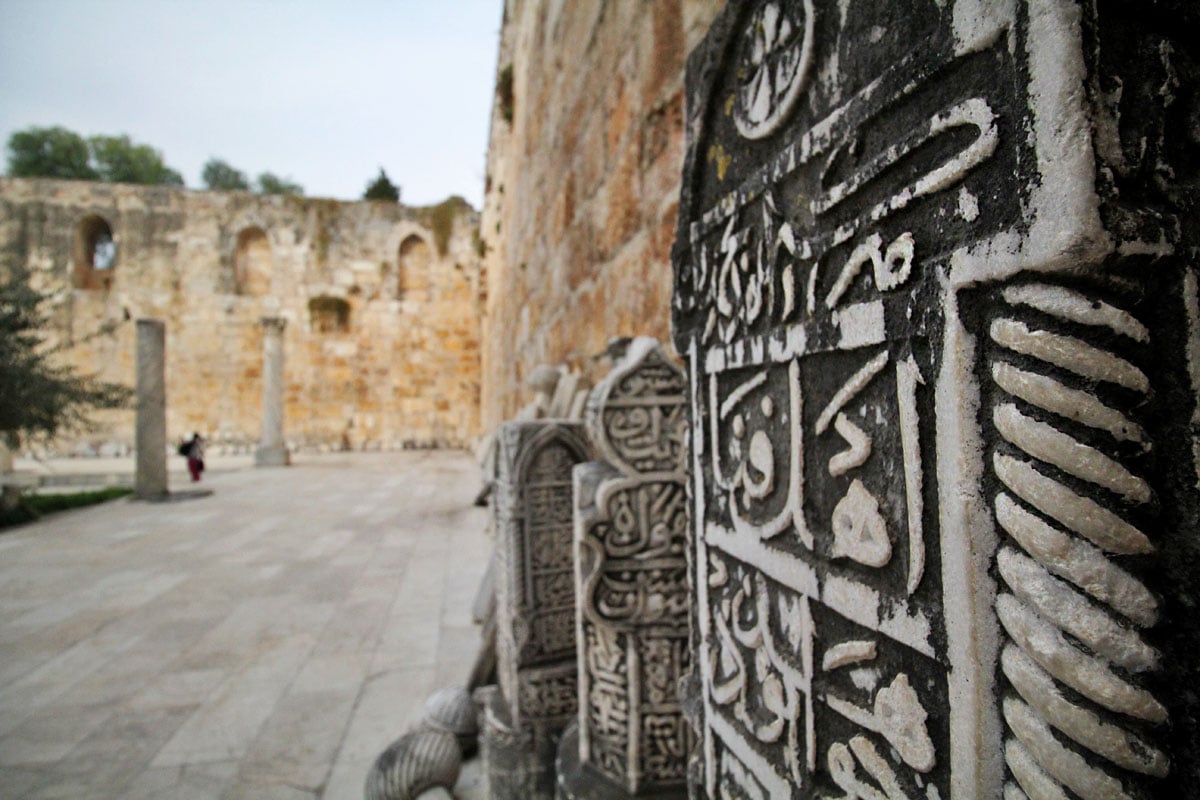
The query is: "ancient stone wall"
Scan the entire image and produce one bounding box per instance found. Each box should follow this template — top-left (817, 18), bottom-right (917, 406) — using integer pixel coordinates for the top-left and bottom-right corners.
top-left (0, 177), bottom-right (483, 454)
top-left (479, 0), bottom-right (725, 430)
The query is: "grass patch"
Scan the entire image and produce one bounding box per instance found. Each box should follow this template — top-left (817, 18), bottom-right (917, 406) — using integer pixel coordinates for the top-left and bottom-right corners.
top-left (1, 486), bottom-right (132, 529)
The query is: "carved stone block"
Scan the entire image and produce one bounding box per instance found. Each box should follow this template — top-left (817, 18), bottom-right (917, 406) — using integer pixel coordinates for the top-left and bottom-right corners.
top-left (490, 419), bottom-right (593, 798)
top-left (559, 338), bottom-right (692, 799)
top-left (672, 2), bottom-right (1199, 798)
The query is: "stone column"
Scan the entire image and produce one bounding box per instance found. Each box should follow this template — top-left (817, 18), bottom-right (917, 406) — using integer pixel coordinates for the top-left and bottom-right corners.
top-left (134, 319), bottom-right (167, 499)
top-left (0, 435), bottom-right (17, 513)
top-left (672, 2), bottom-right (1198, 798)
top-left (482, 419), bottom-right (591, 800)
top-left (556, 338), bottom-right (691, 800)
top-left (255, 316), bottom-right (289, 467)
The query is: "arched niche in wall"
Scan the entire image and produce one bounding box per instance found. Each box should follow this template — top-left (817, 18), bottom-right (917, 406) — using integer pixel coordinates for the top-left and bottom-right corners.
top-left (234, 227), bottom-right (272, 296)
top-left (397, 234), bottom-right (432, 299)
top-left (73, 215), bottom-right (116, 290)
top-left (308, 295), bottom-right (351, 334)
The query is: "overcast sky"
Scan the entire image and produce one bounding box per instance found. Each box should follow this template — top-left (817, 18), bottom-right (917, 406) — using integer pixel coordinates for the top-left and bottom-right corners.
top-left (0, 0), bottom-right (502, 207)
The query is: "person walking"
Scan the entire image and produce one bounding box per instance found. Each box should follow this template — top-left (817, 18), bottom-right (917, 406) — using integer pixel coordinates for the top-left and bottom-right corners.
top-left (183, 432), bottom-right (205, 482)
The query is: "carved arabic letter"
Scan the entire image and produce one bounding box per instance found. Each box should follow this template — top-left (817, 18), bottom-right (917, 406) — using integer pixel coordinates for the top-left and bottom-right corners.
top-left (822, 640), bottom-right (878, 671)
top-left (875, 233), bottom-right (915, 291)
top-left (744, 430), bottom-right (776, 499)
top-left (733, 0), bottom-right (815, 140)
top-left (829, 412), bottom-right (872, 477)
top-left (831, 479), bottom-right (891, 567)
top-left (710, 603), bottom-right (745, 706)
top-left (826, 233), bottom-right (883, 309)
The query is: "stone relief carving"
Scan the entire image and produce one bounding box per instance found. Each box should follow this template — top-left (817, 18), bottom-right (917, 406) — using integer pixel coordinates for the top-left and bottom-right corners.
top-left (496, 422), bottom-right (590, 702)
top-left (585, 338), bottom-right (688, 477)
top-left (486, 419), bottom-right (592, 800)
top-left (981, 280), bottom-right (1168, 799)
top-left (672, 1), bottom-right (1196, 797)
top-left (559, 338), bottom-right (692, 799)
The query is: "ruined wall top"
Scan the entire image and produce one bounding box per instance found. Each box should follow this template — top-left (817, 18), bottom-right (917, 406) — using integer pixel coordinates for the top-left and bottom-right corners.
top-left (0, 176), bottom-right (486, 453)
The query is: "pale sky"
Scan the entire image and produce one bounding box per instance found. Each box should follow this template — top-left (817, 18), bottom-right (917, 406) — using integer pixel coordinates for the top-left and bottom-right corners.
top-left (0, 0), bottom-right (502, 207)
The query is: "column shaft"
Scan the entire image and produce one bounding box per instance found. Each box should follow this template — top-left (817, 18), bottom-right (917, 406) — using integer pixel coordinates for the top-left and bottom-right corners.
top-left (134, 319), bottom-right (167, 499)
top-left (255, 317), bottom-right (289, 466)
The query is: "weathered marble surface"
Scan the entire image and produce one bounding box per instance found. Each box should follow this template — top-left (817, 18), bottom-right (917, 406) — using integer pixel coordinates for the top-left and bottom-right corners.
top-left (364, 727), bottom-right (461, 800)
top-left (671, 1), bottom-right (1199, 798)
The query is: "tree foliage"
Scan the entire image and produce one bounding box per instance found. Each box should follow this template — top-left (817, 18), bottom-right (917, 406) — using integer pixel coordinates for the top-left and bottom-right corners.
top-left (496, 64), bottom-right (515, 125)
top-left (363, 168), bottom-right (400, 202)
top-left (256, 172), bottom-right (304, 196)
top-left (202, 158), bottom-right (250, 191)
top-left (6, 126), bottom-right (97, 180)
top-left (5, 126), bottom-right (183, 186)
top-left (89, 135), bottom-right (183, 186)
top-left (0, 272), bottom-right (132, 443)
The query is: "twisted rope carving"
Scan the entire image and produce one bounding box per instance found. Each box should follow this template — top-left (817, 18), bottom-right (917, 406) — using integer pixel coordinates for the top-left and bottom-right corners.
top-left (986, 282), bottom-right (1168, 800)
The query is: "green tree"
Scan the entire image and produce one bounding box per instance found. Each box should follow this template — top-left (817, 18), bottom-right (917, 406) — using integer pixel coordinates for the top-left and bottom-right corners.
top-left (256, 172), bottom-right (303, 196)
top-left (0, 271), bottom-right (131, 445)
top-left (6, 126), bottom-right (97, 180)
top-left (363, 168), bottom-right (400, 202)
top-left (88, 135), bottom-right (184, 186)
top-left (201, 158), bottom-right (250, 191)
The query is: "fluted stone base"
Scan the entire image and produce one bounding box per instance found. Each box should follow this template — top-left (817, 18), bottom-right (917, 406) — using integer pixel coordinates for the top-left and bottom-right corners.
top-left (254, 445), bottom-right (290, 467)
top-left (364, 727), bottom-right (460, 800)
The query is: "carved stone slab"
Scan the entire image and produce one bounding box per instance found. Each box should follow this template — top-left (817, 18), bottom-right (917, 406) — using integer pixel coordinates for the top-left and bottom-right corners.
top-left (584, 337), bottom-right (688, 477)
top-left (489, 419), bottom-right (592, 799)
top-left (560, 338), bottom-right (692, 799)
top-left (672, 2), bottom-right (1198, 798)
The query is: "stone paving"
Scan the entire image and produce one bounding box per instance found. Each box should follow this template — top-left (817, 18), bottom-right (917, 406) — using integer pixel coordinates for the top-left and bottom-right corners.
top-left (0, 451), bottom-right (491, 799)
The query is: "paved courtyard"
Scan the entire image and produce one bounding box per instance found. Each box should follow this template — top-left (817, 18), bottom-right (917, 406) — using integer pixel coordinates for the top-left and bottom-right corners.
top-left (0, 451), bottom-right (491, 799)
